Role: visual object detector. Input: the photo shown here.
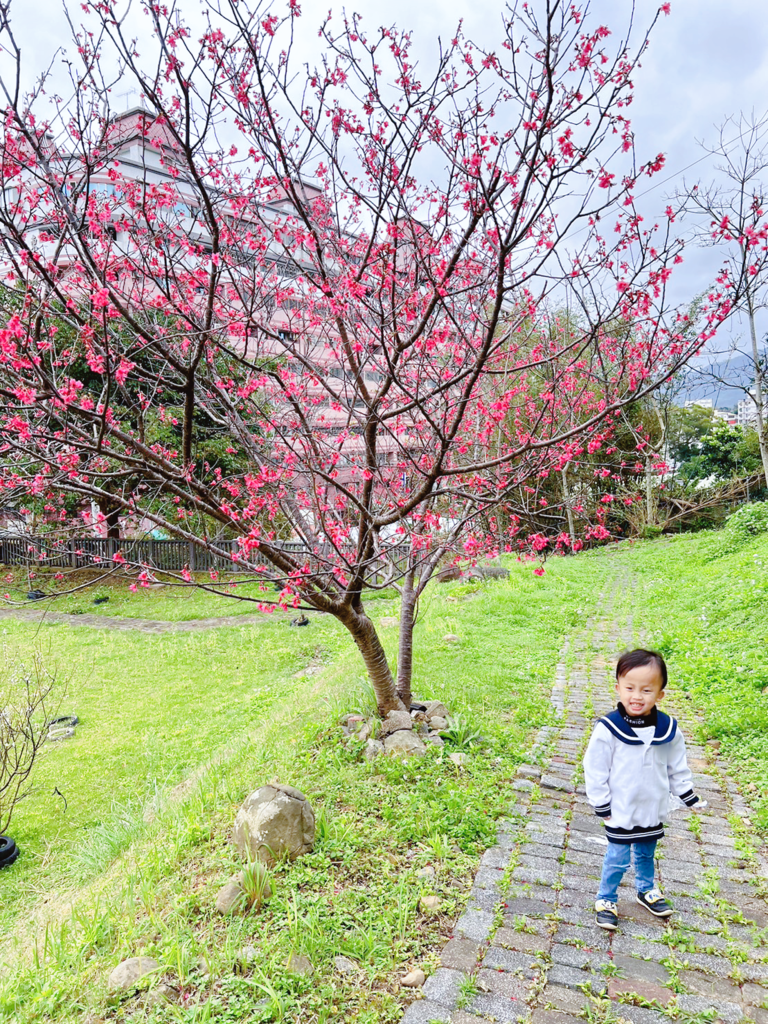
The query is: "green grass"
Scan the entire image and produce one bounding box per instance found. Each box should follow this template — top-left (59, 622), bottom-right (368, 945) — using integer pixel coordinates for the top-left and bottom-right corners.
top-left (2, 568), bottom-right (398, 621)
top-left (605, 528), bottom-right (768, 827)
top-left (5, 525), bottom-right (766, 1022)
top-left (0, 555), bottom-right (603, 1023)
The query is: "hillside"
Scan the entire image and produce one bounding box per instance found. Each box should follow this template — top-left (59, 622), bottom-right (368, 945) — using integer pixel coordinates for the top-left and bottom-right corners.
top-left (0, 526), bottom-right (766, 1022)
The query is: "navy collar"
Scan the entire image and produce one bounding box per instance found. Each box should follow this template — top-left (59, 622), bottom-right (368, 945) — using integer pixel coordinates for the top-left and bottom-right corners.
top-left (599, 708), bottom-right (677, 746)
top-left (618, 702), bottom-right (657, 729)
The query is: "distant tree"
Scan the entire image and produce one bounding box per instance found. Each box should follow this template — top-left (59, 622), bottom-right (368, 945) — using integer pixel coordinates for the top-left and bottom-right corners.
top-left (698, 422), bottom-right (761, 481)
top-left (0, 0), bottom-right (724, 714)
top-left (679, 113), bottom-right (768, 484)
top-left (667, 405), bottom-right (716, 466)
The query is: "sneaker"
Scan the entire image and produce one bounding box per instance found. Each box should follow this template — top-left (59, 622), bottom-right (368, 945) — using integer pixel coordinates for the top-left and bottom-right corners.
top-left (636, 888), bottom-right (674, 917)
top-left (595, 899), bottom-right (618, 930)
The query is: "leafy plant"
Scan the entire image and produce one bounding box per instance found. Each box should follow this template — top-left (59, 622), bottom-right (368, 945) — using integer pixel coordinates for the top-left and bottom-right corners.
top-left (240, 860), bottom-right (273, 910)
top-left (439, 713), bottom-right (486, 749)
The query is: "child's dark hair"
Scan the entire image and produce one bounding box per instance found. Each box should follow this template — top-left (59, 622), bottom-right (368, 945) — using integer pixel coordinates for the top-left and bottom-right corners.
top-left (616, 649), bottom-right (667, 689)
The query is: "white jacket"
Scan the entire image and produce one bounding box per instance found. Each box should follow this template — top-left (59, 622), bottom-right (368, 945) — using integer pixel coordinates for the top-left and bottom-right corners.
top-left (583, 709), bottom-right (699, 842)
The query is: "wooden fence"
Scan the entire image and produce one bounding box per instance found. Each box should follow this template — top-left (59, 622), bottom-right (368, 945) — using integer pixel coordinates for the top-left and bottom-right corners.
top-left (0, 535), bottom-right (411, 574)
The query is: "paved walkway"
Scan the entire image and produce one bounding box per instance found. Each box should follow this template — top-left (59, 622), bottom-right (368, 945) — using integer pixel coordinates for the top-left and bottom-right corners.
top-left (402, 572), bottom-right (768, 1024)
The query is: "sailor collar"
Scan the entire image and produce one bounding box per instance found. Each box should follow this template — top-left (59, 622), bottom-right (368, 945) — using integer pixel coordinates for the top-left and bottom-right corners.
top-left (598, 708), bottom-right (677, 746)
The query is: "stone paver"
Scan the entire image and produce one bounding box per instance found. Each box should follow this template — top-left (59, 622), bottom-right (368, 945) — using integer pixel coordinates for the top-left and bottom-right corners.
top-left (399, 572), bottom-right (768, 1023)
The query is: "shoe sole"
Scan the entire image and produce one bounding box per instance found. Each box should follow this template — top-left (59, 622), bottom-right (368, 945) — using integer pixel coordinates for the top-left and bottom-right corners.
top-left (636, 895), bottom-right (673, 917)
top-left (595, 918), bottom-right (618, 931)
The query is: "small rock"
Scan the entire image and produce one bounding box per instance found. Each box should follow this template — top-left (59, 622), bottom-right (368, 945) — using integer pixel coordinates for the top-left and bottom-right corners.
top-left (334, 955), bottom-right (357, 975)
top-left (424, 701), bottom-right (450, 720)
top-left (239, 944), bottom-right (258, 962)
top-left (216, 877), bottom-right (245, 915)
top-left (384, 730), bottom-right (427, 758)
top-left (401, 968), bottom-right (426, 988)
top-left (445, 595), bottom-right (458, 602)
top-left (420, 895), bottom-right (441, 914)
top-left (707, 739), bottom-right (722, 751)
top-left (448, 752), bottom-right (467, 767)
top-left (363, 739), bottom-right (384, 760)
top-left (108, 956), bottom-right (161, 993)
top-left (380, 616), bottom-right (399, 628)
top-left (379, 710), bottom-right (413, 737)
top-left (417, 865), bottom-right (436, 878)
top-left (426, 733), bottom-right (445, 747)
top-left (286, 953), bottom-right (314, 976)
top-left (429, 716), bottom-right (448, 731)
top-left (442, 634), bottom-right (459, 643)
top-left (145, 983), bottom-right (179, 1007)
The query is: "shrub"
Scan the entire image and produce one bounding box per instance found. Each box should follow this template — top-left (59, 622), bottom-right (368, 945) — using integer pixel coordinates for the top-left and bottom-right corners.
top-left (725, 501), bottom-right (768, 539)
top-left (0, 655), bottom-right (62, 833)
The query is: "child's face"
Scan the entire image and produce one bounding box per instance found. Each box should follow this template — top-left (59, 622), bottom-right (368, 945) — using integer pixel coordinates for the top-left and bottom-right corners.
top-left (615, 663), bottom-right (665, 717)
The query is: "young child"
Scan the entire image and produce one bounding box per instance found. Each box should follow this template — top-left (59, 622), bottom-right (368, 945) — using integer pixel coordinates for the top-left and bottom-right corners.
top-left (583, 649), bottom-right (705, 930)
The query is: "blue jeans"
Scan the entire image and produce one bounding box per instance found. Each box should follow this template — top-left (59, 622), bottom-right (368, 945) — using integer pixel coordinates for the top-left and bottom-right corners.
top-left (597, 840), bottom-right (657, 902)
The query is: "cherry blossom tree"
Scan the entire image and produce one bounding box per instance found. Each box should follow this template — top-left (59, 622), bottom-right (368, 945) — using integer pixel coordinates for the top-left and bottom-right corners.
top-left (0, 0), bottom-right (725, 714)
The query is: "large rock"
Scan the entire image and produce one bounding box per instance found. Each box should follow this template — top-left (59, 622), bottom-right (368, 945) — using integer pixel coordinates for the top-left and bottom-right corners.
top-left (234, 784), bottom-right (315, 866)
top-left (108, 956), bottom-right (161, 993)
top-left (384, 730), bottom-right (427, 758)
top-left (436, 566), bottom-right (462, 582)
top-left (379, 710), bottom-right (413, 737)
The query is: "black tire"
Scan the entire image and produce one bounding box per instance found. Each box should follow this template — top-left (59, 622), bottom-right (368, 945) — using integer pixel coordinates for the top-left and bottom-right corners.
top-left (0, 846), bottom-right (19, 869)
top-left (0, 836), bottom-right (18, 867)
top-left (47, 715), bottom-right (79, 728)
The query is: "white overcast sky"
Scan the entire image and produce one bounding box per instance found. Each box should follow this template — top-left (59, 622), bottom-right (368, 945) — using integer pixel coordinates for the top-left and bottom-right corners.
top-left (5, 0), bottom-right (768, 392)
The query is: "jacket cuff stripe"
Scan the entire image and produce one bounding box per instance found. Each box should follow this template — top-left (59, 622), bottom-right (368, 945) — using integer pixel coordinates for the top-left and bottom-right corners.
top-left (595, 807), bottom-right (612, 818)
top-left (681, 792), bottom-right (699, 807)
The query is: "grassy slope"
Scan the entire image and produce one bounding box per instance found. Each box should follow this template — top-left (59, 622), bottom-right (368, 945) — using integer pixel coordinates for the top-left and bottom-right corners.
top-left (0, 555), bottom-right (604, 1024)
top-left (608, 529), bottom-right (768, 827)
top-left (1, 570), bottom-right (398, 621)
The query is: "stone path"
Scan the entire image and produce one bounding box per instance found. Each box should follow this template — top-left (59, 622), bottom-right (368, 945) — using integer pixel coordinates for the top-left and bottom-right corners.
top-left (402, 572), bottom-right (768, 1024)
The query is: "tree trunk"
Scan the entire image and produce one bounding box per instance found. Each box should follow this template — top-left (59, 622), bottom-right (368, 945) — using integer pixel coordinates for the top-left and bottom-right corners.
top-left (396, 582), bottom-right (418, 708)
top-left (645, 455), bottom-right (654, 524)
top-left (747, 300), bottom-right (768, 486)
top-left (340, 608), bottom-right (404, 717)
top-left (99, 503), bottom-right (121, 540)
top-left (561, 467), bottom-right (576, 548)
